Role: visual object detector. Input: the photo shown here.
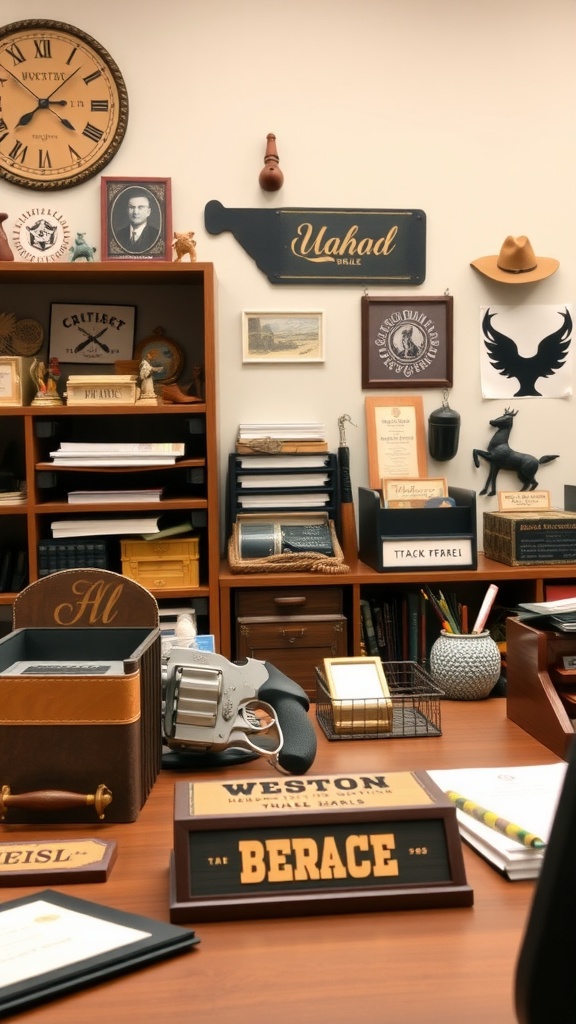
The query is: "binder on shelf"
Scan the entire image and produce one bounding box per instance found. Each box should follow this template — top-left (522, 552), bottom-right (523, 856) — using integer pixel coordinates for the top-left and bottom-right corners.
top-left (358, 486), bottom-right (477, 573)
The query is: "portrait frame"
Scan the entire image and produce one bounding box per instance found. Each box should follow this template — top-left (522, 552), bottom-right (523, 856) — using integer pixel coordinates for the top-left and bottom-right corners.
top-left (101, 177), bottom-right (172, 262)
top-left (361, 295), bottom-right (453, 389)
top-left (365, 395), bottom-right (427, 489)
top-left (242, 311), bottom-right (324, 363)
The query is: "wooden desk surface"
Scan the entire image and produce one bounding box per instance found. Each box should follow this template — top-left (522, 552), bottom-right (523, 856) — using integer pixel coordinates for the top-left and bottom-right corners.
top-left (0, 699), bottom-right (559, 1024)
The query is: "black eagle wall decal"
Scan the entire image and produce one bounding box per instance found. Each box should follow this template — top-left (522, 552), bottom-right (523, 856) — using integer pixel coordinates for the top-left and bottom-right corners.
top-left (482, 307), bottom-right (572, 397)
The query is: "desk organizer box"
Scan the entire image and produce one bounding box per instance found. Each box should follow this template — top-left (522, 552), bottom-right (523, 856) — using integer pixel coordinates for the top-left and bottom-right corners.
top-left (0, 626), bottom-right (161, 823)
top-left (315, 662), bottom-right (443, 741)
top-left (358, 486), bottom-right (477, 573)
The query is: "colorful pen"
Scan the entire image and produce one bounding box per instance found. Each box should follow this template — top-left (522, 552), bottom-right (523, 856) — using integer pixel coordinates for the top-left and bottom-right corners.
top-left (445, 790), bottom-right (546, 849)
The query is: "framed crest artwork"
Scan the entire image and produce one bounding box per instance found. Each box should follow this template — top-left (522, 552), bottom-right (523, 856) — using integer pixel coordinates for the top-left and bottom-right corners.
top-left (361, 296), bottom-right (453, 389)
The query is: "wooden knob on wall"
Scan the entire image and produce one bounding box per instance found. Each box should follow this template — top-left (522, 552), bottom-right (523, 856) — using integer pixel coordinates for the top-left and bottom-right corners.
top-left (259, 133), bottom-right (284, 191)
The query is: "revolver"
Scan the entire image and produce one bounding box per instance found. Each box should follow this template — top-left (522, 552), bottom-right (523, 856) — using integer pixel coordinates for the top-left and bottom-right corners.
top-left (162, 648), bottom-right (317, 774)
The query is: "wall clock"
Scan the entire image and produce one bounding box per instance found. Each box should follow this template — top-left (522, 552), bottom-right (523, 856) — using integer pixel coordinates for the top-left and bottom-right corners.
top-left (0, 19), bottom-right (128, 190)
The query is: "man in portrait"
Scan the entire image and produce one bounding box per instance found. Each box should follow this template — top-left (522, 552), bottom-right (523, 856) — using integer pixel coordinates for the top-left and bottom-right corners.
top-left (114, 188), bottom-right (161, 253)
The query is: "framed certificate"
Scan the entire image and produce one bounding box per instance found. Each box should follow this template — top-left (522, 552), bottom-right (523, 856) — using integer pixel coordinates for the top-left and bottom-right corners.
top-left (365, 395), bottom-right (427, 489)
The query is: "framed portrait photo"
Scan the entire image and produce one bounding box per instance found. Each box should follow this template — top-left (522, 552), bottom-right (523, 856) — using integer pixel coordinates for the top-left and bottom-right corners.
top-left (361, 295), bottom-right (453, 389)
top-left (242, 311), bottom-right (324, 363)
top-left (101, 177), bottom-right (172, 261)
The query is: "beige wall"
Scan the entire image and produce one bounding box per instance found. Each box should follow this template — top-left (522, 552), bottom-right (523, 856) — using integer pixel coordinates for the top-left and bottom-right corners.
top-left (2, 0), bottom-right (576, 546)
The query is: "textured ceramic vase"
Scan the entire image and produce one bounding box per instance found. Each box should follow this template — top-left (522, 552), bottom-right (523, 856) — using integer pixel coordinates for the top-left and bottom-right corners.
top-left (429, 630), bottom-right (501, 700)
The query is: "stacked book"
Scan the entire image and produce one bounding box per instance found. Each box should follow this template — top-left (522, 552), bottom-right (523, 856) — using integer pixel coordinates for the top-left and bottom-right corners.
top-left (0, 482), bottom-right (26, 505)
top-left (49, 442), bottom-right (186, 467)
top-left (236, 422), bottom-right (327, 454)
top-left (50, 513), bottom-right (194, 540)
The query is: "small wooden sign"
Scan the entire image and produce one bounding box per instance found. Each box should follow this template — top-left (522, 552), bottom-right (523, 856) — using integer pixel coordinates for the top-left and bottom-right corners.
top-left (498, 490), bottom-right (551, 512)
top-left (0, 838), bottom-right (117, 885)
top-left (170, 771), bottom-right (472, 921)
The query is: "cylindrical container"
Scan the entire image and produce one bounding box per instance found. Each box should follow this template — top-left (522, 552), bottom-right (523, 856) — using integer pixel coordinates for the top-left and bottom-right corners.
top-left (428, 402), bottom-right (461, 461)
top-left (429, 630), bottom-right (501, 700)
top-left (238, 522), bottom-right (282, 558)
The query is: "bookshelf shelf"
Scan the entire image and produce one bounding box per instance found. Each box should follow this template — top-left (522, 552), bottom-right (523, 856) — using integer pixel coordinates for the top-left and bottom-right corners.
top-left (0, 262), bottom-right (220, 645)
top-left (218, 555), bottom-right (576, 693)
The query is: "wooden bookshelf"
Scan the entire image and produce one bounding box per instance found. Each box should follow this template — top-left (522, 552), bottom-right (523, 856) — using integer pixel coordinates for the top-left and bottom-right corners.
top-left (0, 262), bottom-right (220, 646)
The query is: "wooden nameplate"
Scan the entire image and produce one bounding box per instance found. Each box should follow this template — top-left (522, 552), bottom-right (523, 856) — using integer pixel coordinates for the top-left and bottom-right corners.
top-left (0, 839), bottom-right (117, 885)
top-left (169, 771), bottom-right (473, 921)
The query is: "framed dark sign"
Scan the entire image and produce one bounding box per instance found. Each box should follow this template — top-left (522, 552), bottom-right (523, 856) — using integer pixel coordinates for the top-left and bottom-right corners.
top-left (362, 295), bottom-right (453, 389)
top-left (205, 201), bottom-right (426, 285)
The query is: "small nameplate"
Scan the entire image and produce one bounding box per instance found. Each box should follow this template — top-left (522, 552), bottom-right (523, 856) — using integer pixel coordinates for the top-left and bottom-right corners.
top-left (498, 490), bottom-right (551, 511)
top-left (381, 535), bottom-right (473, 569)
top-left (0, 838), bottom-right (117, 885)
top-left (170, 772), bottom-right (472, 921)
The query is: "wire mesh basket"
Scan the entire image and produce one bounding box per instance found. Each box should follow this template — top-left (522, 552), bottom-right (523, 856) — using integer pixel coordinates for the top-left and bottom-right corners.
top-left (315, 661), bottom-right (443, 741)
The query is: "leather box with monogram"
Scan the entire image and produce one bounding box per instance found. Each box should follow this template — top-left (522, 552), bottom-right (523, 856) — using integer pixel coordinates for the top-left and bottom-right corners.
top-left (0, 625), bottom-right (161, 824)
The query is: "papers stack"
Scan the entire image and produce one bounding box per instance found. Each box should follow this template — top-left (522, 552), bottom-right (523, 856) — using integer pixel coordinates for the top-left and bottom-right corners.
top-left (236, 422), bottom-right (327, 453)
top-left (426, 763), bottom-right (567, 880)
top-left (49, 442), bottom-right (185, 467)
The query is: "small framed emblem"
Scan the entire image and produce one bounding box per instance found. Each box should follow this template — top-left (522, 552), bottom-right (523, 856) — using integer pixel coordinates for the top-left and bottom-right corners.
top-left (49, 304), bottom-right (136, 365)
top-left (362, 295), bottom-right (453, 389)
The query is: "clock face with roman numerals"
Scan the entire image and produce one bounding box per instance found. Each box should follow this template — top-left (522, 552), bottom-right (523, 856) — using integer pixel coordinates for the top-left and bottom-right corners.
top-left (0, 20), bottom-right (128, 189)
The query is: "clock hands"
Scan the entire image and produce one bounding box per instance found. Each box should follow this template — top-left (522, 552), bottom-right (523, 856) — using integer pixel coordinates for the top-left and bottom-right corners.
top-left (16, 101), bottom-right (75, 131)
top-left (74, 328), bottom-right (110, 354)
top-left (0, 62), bottom-right (81, 131)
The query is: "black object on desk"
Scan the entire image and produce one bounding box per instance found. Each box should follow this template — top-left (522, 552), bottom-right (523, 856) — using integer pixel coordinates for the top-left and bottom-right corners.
top-left (515, 739), bottom-right (576, 1022)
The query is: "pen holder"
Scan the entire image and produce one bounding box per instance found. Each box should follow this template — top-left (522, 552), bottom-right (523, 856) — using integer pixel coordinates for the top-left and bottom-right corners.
top-left (429, 630), bottom-right (502, 700)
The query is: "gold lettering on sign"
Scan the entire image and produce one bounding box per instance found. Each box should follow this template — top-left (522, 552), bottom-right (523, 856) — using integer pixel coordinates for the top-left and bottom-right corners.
top-left (238, 833), bottom-right (399, 883)
top-left (290, 223), bottom-right (398, 264)
top-left (54, 580), bottom-right (124, 625)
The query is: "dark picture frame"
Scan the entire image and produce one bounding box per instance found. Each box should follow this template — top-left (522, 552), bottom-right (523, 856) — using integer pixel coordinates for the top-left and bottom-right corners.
top-left (361, 295), bottom-right (453, 389)
top-left (101, 177), bottom-right (172, 261)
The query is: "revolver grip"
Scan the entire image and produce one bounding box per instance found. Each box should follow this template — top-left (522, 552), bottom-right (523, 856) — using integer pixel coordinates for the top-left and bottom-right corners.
top-left (259, 664), bottom-right (317, 774)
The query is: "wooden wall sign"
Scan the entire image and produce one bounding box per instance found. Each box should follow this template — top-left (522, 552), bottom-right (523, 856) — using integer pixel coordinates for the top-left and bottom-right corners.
top-left (169, 771), bottom-right (472, 921)
top-left (204, 200), bottom-right (426, 284)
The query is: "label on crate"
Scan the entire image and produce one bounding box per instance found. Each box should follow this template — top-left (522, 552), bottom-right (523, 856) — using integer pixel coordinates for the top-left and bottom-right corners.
top-left (381, 536), bottom-right (473, 569)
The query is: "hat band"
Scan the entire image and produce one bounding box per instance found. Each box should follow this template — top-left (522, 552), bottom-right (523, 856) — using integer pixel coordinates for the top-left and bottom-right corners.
top-left (497, 261), bottom-right (538, 275)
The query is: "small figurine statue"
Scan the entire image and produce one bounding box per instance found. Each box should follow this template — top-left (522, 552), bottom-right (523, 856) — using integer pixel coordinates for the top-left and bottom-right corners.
top-left (172, 231), bottom-right (197, 262)
top-left (473, 407), bottom-right (559, 496)
top-left (69, 232), bottom-right (97, 262)
top-left (30, 356), bottom-right (63, 405)
top-left (136, 357), bottom-right (163, 404)
top-left (0, 214), bottom-right (14, 262)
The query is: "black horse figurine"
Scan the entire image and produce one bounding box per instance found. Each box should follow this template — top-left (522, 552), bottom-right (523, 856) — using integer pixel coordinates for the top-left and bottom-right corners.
top-left (473, 408), bottom-right (558, 496)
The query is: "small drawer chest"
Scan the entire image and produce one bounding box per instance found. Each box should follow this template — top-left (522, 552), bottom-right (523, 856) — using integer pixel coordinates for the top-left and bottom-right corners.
top-left (235, 585), bottom-right (347, 698)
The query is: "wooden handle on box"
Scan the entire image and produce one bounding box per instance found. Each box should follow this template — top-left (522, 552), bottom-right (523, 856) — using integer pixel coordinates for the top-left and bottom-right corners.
top-left (1, 784), bottom-right (113, 820)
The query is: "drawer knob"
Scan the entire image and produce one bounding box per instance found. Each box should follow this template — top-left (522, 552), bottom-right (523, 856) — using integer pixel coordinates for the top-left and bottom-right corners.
top-left (274, 597), bottom-right (306, 607)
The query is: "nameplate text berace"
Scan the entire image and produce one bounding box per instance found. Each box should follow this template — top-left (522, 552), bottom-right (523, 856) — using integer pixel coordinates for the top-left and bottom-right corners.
top-left (169, 771), bottom-right (472, 921)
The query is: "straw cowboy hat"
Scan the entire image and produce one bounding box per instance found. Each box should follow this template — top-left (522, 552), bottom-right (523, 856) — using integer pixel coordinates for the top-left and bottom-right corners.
top-left (470, 235), bottom-right (559, 284)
